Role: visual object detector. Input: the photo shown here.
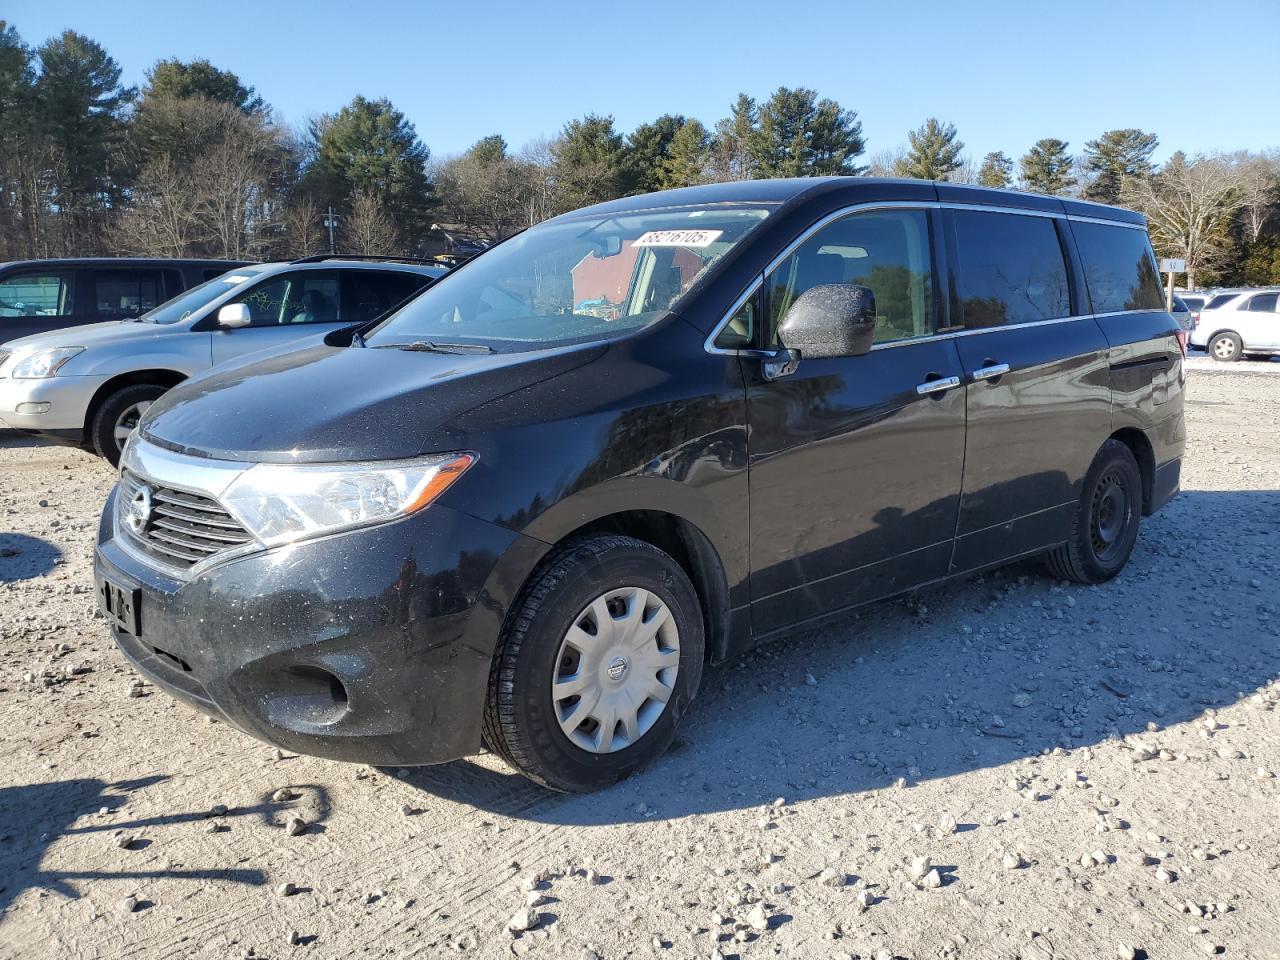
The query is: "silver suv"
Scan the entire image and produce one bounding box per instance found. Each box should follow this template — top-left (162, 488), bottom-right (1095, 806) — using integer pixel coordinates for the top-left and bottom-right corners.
top-left (0, 257), bottom-right (446, 463)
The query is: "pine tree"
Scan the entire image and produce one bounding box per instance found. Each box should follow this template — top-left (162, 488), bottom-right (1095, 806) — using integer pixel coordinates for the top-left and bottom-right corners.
top-left (754, 87), bottom-right (864, 178)
top-left (144, 58), bottom-right (265, 114)
top-left (1082, 128), bottom-right (1158, 203)
top-left (306, 96), bottom-right (434, 248)
top-left (977, 151), bottom-right (1013, 189)
top-left (898, 118), bottom-right (964, 181)
top-left (626, 114), bottom-right (686, 193)
top-left (709, 94), bottom-right (760, 181)
top-left (662, 118), bottom-right (710, 188)
top-left (552, 114), bottom-right (633, 210)
top-left (1020, 138), bottom-right (1075, 195)
top-left (34, 30), bottom-right (135, 252)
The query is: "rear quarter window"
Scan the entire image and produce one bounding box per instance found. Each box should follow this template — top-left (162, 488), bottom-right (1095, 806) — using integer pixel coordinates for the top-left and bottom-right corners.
top-left (1071, 221), bottom-right (1165, 314)
top-left (1205, 293), bottom-right (1239, 310)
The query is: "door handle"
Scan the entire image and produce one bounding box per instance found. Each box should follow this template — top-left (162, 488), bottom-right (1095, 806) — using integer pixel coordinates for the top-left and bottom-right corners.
top-left (915, 374), bottom-right (961, 396)
top-left (972, 363), bottom-right (1010, 381)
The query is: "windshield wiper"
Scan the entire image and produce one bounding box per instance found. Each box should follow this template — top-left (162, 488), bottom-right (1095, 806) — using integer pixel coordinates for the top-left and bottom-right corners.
top-left (376, 340), bottom-right (494, 355)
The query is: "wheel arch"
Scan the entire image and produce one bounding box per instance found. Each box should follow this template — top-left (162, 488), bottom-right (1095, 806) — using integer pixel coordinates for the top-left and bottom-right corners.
top-left (1109, 427), bottom-right (1155, 515)
top-left (509, 508), bottom-right (733, 668)
top-left (82, 369), bottom-right (188, 441)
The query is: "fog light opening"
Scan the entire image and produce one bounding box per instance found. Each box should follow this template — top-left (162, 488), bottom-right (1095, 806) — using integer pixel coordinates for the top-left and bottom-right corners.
top-left (15, 402), bottom-right (51, 415)
top-left (280, 665), bottom-right (350, 725)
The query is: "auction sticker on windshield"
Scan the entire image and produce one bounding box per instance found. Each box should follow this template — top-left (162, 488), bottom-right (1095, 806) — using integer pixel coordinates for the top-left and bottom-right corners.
top-left (632, 229), bottom-right (723, 248)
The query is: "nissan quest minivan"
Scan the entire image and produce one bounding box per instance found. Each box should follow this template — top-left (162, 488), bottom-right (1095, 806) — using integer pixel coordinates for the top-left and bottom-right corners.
top-left (94, 178), bottom-right (1185, 792)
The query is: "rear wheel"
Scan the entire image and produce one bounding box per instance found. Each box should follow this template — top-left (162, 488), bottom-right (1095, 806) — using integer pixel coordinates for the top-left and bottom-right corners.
top-left (91, 383), bottom-right (167, 467)
top-left (1209, 331), bottom-right (1243, 362)
top-left (483, 535), bottom-right (704, 792)
top-left (1045, 439), bottom-right (1142, 584)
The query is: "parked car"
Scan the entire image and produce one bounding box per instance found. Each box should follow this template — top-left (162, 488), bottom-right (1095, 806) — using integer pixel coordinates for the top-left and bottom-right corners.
top-left (1170, 295), bottom-right (1194, 336)
top-left (94, 179), bottom-right (1184, 791)
top-left (0, 258), bottom-right (250, 344)
top-left (1188, 287), bottom-right (1280, 360)
top-left (0, 257), bottom-right (446, 463)
top-left (1177, 293), bottom-right (1208, 313)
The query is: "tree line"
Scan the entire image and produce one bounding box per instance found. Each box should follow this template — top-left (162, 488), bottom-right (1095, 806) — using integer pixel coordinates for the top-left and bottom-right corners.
top-left (1, 21), bottom-right (1276, 288)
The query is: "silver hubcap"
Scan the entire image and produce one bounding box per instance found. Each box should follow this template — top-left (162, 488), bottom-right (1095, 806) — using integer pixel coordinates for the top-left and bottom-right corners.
top-left (113, 401), bottom-right (152, 448)
top-left (552, 586), bottom-right (680, 754)
top-left (1213, 337), bottom-right (1236, 359)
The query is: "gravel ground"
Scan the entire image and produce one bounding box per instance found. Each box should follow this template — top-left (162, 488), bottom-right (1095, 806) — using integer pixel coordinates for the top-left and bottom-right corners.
top-left (1, 368), bottom-right (1278, 960)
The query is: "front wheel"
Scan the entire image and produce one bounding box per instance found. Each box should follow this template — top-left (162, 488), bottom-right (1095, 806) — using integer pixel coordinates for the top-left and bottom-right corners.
top-left (1045, 439), bottom-right (1142, 584)
top-left (91, 383), bottom-right (167, 466)
top-left (483, 535), bottom-right (705, 792)
top-left (1209, 331), bottom-right (1243, 362)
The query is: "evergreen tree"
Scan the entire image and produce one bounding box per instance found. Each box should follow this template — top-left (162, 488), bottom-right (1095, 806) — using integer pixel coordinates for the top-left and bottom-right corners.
top-left (33, 30), bottom-right (135, 251)
top-left (662, 118), bottom-right (710, 188)
top-left (709, 94), bottom-right (759, 181)
top-left (977, 151), bottom-right (1013, 189)
top-left (898, 117), bottom-right (963, 181)
top-left (754, 86), bottom-right (864, 178)
top-left (627, 114), bottom-right (686, 193)
top-left (1020, 138), bottom-right (1075, 195)
top-left (1082, 128), bottom-right (1158, 203)
top-left (305, 96), bottom-right (433, 248)
top-left (552, 114), bottom-right (633, 210)
top-left (144, 58), bottom-right (265, 114)
top-left (468, 134), bottom-right (507, 164)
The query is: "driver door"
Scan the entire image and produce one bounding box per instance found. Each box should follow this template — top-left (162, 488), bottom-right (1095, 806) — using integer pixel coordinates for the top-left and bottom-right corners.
top-left (742, 207), bottom-right (968, 634)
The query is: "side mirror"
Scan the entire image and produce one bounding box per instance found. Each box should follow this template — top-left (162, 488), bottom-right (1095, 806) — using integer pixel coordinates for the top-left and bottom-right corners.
top-left (217, 303), bottom-right (251, 329)
top-left (777, 284), bottom-right (876, 359)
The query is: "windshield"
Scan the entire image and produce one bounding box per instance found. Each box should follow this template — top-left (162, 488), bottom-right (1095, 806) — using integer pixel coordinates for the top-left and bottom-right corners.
top-left (368, 205), bottom-right (773, 348)
top-left (138, 269), bottom-right (264, 325)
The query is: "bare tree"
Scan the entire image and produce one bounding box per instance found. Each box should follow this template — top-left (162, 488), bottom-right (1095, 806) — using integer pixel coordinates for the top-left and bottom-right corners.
top-left (1122, 154), bottom-right (1244, 290)
top-left (283, 192), bottom-right (324, 258)
top-left (1229, 150), bottom-right (1279, 244)
top-left (863, 147), bottom-right (907, 178)
top-left (344, 189), bottom-right (396, 254)
top-left (516, 139), bottom-right (558, 228)
top-left (112, 155), bottom-right (204, 255)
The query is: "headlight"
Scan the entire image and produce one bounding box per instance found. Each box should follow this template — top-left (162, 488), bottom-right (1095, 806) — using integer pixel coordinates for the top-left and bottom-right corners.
top-left (11, 347), bottom-right (85, 379)
top-left (220, 452), bottom-right (476, 547)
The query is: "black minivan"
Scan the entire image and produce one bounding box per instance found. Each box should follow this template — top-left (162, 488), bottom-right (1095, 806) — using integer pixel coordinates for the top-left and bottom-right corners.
top-left (0, 257), bottom-right (250, 343)
top-left (94, 178), bottom-right (1185, 791)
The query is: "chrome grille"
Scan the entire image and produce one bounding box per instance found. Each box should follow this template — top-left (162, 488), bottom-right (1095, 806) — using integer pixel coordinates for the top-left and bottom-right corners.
top-left (120, 470), bottom-right (254, 568)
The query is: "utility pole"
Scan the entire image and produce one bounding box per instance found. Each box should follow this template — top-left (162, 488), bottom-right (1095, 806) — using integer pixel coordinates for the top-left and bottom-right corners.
top-left (322, 207), bottom-right (339, 255)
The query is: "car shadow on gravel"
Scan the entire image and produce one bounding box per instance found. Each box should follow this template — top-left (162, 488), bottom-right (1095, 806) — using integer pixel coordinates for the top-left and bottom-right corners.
top-left (0, 533), bottom-right (62, 583)
top-left (0, 775), bottom-right (268, 915)
top-left (402, 489), bottom-right (1280, 825)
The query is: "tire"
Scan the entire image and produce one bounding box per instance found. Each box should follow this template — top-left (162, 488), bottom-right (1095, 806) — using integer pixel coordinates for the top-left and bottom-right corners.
top-left (90, 383), bottom-right (167, 466)
top-left (1045, 439), bottom-right (1142, 585)
top-left (483, 534), bottom-right (705, 792)
top-left (1208, 331), bottom-right (1243, 362)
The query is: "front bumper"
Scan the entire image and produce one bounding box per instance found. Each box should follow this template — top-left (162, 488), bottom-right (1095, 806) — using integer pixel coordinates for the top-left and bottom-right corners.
top-left (95, 485), bottom-right (547, 765)
top-left (0, 374), bottom-right (105, 433)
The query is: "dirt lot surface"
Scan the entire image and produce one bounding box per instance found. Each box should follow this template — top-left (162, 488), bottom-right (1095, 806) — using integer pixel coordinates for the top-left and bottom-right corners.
top-left (1, 367), bottom-right (1278, 960)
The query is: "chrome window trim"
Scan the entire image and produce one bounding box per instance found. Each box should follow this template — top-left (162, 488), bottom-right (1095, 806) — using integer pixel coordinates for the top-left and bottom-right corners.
top-left (703, 198), bottom-right (1151, 356)
top-left (1064, 213), bottom-right (1148, 230)
top-left (867, 314), bottom-right (1092, 351)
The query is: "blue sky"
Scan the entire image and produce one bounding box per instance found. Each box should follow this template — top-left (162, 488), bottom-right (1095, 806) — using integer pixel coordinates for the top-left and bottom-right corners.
top-left (7, 0), bottom-right (1278, 164)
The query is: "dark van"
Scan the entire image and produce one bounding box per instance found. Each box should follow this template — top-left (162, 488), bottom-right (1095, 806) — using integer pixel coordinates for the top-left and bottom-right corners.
top-left (94, 179), bottom-right (1184, 791)
top-left (0, 257), bottom-right (249, 343)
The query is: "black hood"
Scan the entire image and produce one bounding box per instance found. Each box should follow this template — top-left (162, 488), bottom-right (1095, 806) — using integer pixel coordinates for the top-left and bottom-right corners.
top-left (140, 341), bottom-right (604, 462)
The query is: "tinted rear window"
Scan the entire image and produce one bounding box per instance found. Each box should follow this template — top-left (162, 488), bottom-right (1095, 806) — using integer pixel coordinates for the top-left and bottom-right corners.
top-left (950, 210), bottom-right (1071, 328)
top-left (1071, 221), bottom-right (1164, 314)
top-left (1206, 293), bottom-right (1240, 310)
top-left (1180, 296), bottom-right (1205, 311)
